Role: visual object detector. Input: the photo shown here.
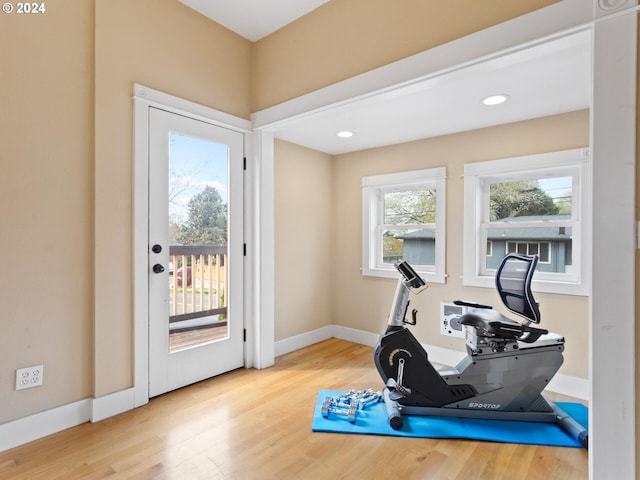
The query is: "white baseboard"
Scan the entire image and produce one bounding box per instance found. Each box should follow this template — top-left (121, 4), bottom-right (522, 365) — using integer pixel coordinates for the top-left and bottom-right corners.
top-left (0, 399), bottom-right (91, 453)
top-left (277, 324), bottom-right (589, 401)
top-left (91, 388), bottom-right (136, 422)
top-left (274, 325), bottom-right (335, 356)
top-left (273, 325), bottom-right (379, 356)
top-left (0, 388), bottom-right (138, 453)
top-left (332, 325), bottom-right (379, 347)
top-left (547, 373), bottom-right (589, 401)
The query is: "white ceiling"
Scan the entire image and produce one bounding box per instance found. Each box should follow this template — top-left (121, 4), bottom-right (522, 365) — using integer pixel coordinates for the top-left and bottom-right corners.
top-left (178, 0), bottom-right (331, 41)
top-left (266, 30), bottom-right (591, 155)
top-left (177, 2), bottom-right (591, 156)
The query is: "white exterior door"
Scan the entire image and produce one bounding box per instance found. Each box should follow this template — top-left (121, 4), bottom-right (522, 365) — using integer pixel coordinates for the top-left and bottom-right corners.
top-left (148, 107), bottom-right (244, 397)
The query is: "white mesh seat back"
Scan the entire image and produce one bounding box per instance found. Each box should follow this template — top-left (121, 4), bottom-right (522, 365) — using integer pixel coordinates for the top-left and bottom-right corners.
top-left (495, 254), bottom-right (540, 324)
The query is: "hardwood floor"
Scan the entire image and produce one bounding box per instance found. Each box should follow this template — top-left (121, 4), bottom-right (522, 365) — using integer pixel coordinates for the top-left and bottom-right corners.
top-left (0, 338), bottom-right (588, 479)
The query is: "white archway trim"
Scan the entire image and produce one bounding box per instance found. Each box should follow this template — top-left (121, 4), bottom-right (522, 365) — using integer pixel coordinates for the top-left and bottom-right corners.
top-left (245, 130), bottom-right (276, 369)
top-left (589, 9), bottom-right (637, 479)
top-left (252, 0), bottom-right (595, 131)
top-left (251, 1), bottom-right (637, 477)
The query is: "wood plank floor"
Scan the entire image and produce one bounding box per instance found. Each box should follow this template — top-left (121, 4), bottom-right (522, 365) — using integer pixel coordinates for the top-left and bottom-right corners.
top-left (0, 338), bottom-right (588, 479)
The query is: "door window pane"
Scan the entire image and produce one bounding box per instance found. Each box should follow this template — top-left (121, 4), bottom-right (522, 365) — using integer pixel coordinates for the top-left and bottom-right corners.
top-left (168, 133), bottom-right (229, 352)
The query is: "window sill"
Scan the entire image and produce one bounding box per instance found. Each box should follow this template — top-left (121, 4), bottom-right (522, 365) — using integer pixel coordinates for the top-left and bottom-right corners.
top-left (463, 274), bottom-right (589, 296)
top-left (363, 266), bottom-right (446, 284)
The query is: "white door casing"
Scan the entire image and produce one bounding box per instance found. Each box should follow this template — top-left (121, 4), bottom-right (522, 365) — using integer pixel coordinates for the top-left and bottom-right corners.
top-left (133, 86), bottom-right (260, 406)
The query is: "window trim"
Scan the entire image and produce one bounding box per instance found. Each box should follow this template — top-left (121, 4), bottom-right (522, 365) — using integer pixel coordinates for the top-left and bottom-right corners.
top-left (463, 148), bottom-right (590, 296)
top-left (362, 167), bottom-right (446, 282)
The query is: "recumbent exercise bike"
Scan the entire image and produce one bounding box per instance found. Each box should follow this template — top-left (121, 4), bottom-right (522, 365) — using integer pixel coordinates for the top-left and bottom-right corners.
top-left (373, 253), bottom-right (588, 448)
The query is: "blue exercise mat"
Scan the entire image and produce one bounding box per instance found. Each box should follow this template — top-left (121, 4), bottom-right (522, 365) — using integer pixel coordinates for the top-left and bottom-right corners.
top-left (312, 390), bottom-right (588, 448)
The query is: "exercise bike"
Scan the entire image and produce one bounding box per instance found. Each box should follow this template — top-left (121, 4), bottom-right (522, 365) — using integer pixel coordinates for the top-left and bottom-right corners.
top-left (373, 253), bottom-right (588, 448)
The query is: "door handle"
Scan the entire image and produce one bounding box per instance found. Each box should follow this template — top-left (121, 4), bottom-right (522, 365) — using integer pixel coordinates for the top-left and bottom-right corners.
top-left (153, 264), bottom-right (165, 274)
top-left (151, 244), bottom-right (162, 254)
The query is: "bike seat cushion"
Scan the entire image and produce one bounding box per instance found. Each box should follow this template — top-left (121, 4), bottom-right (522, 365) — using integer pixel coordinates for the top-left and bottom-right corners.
top-left (459, 309), bottom-right (548, 343)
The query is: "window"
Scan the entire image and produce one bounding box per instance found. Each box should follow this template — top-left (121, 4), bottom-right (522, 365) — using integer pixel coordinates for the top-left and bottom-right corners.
top-left (362, 167), bottom-right (446, 282)
top-left (463, 148), bottom-right (590, 295)
top-left (506, 241), bottom-right (550, 263)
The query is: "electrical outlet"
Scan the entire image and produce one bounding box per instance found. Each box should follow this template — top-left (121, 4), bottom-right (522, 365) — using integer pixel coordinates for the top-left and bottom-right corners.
top-left (16, 365), bottom-right (44, 390)
top-left (440, 303), bottom-right (467, 338)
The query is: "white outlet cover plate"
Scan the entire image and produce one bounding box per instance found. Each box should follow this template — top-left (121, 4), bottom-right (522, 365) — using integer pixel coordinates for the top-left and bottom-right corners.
top-left (440, 303), bottom-right (467, 339)
top-left (16, 365), bottom-right (43, 390)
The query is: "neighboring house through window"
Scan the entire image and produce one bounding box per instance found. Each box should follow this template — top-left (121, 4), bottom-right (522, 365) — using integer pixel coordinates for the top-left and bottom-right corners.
top-left (463, 148), bottom-right (590, 295)
top-left (362, 167), bottom-right (446, 282)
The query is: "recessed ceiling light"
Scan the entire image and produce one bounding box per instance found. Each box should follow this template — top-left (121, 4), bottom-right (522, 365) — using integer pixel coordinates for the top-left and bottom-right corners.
top-left (482, 94), bottom-right (510, 106)
top-left (337, 130), bottom-right (354, 138)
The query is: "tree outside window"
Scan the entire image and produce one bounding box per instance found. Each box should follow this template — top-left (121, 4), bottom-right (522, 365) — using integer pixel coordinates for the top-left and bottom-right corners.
top-left (362, 167), bottom-right (446, 282)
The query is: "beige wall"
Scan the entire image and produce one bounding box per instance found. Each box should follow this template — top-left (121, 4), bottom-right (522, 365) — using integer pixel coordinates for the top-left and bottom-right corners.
top-left (252, 0), bottom-right (559, 111)
top-left (0, 0), bottom-right (252, 425)
top-left (0, 1), bottom-right (95, 424)
top-left (274, 140), bottom-right (333, 340)
top-left (93, 0), bottom-right (251, 396)
top-left (330, 110), bottom-right (590, 379)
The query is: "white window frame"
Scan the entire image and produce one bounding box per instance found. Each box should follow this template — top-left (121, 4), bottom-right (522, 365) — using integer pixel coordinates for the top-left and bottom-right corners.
top-left (463, 148), bottom-right (590, 296)
top-left (362, 167), bottom-right (446, 282)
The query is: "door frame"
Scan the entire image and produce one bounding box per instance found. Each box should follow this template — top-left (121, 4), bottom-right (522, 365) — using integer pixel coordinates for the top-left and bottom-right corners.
top-left (132, 84), bottom-right (273, 407)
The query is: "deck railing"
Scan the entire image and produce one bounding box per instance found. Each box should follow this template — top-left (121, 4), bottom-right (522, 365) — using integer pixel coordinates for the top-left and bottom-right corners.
top-left (168, 245), bottom-right (227, 325)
